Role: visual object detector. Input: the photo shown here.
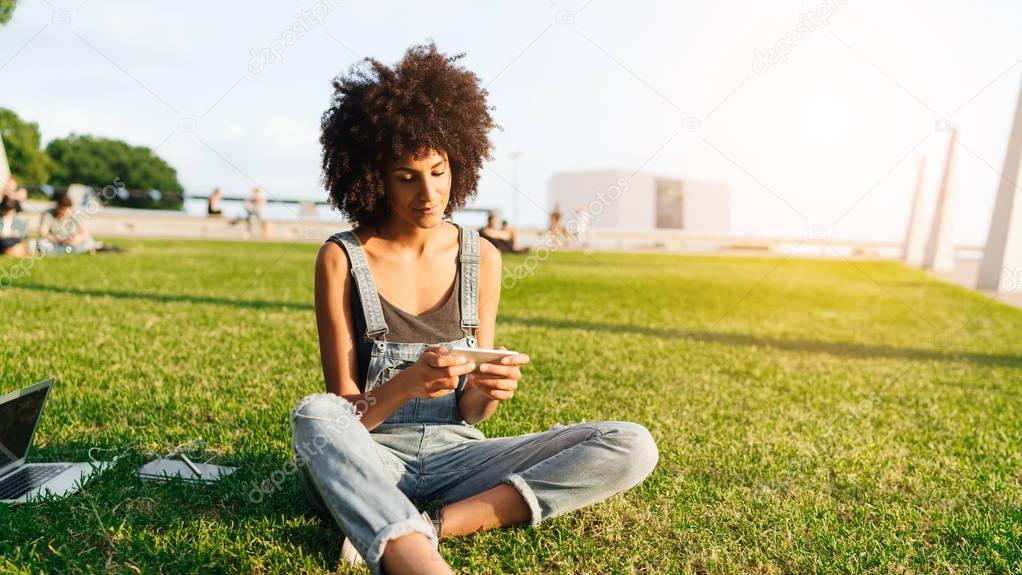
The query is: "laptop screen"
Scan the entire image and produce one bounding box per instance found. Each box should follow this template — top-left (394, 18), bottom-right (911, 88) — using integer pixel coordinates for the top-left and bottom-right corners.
top-left (0, 386), bottom-right (49, 469)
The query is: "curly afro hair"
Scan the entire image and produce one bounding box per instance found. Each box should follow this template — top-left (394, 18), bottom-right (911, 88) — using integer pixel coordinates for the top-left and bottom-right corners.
top-left (320, 42), bottom-right (500, 228)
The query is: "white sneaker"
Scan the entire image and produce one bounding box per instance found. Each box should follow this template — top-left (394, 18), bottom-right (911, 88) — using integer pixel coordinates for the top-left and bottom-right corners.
top-left (340, 536), bottom-right (364, 565)
top-left (339, 511), bottom-right (439, 565)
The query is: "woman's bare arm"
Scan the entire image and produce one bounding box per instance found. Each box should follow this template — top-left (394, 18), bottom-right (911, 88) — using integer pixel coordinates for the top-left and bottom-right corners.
top-left (315, 241), bottom-right (415, 430)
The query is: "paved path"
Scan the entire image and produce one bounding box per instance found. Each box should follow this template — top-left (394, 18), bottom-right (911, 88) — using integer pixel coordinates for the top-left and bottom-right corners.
top-left (936, 258), bottom-right (1022, 310)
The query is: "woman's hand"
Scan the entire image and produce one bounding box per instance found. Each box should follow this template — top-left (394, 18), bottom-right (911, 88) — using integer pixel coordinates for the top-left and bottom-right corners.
top-left (399, 346), bottom-right (477, 400)
top-left (465, 348), bottom-right (530, 401)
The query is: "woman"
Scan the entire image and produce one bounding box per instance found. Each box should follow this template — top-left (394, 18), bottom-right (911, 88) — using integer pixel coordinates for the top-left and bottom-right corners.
top-left (291, 43), bottom-right (658, 575)
top-left (38, 195), bottom-right (95, 255)
top-left (0, 196), bottom-right (28, 257)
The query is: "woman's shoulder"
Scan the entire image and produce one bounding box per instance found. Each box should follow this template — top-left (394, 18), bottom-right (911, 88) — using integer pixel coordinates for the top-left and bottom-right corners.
top-left (317, 236), bottom-right (351, 276)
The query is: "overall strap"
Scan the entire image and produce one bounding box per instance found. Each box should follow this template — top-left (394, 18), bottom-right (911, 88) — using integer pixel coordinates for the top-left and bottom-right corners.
top-left (328, 230), bottom-right (389, 340)
top-left (458, 224), bottom-right (481, 343)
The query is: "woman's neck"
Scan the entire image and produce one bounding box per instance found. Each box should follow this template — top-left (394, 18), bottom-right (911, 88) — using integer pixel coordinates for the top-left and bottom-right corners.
top-left (375, 218), bottom-right (450, 256)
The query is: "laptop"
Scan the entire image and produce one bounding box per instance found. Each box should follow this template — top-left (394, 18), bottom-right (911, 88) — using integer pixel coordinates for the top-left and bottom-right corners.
top-left (0, 379), bottom-right (111, 503)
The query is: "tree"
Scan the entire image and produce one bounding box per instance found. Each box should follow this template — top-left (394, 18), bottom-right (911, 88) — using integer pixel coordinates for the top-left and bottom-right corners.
top-left (0, 0), bottom-right (16, 26)
top-left (0, 108), bottom-right (51, 186)
top-left (46, 135), bottom-right (184, 208)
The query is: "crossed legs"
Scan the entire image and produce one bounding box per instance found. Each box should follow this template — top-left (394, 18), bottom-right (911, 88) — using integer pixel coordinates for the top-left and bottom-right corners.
top-left (292, 394), bottom-right (658, 574)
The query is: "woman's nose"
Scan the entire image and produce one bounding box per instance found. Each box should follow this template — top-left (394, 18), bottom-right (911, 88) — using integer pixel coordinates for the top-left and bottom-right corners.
top-left (418, 182), bottom-right (441, 202)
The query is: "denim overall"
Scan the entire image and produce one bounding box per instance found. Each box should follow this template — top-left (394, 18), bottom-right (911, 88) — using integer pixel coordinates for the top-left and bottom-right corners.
top-left (291, 224), bottom-right (660, 575)
top-left (339, 223), bottom-right (480, 426)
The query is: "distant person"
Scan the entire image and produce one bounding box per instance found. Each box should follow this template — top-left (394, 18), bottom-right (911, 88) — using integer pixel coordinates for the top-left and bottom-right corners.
top-left (232, 186), bottom-right (267, 235)
top-left (477, 212), bottom-right (527, 254)
top-left (573, 204), bottom-right (591, 250)
top-left (479, 211), bottom-right (512, 252)
top-left (13, 186), bottom-right (28, 205)
top-left (208, 188), bottom-right (224, 217)
top-left (499, 219), bottom-right (528, 252)
top-left (243, 187), bottom-right (266, 220)
top-left (38, 195), bottom-right (96, 255)
top-left (2, 176), bottom-right (15, 199)
top-left (548, 202), bottom-right (563, 239)
top-left (0, 196), bottom-right (27, 257)
top-left (500, 219), bottom-right (528, 254)
top-left (3, 176), bottom-right (26, 204)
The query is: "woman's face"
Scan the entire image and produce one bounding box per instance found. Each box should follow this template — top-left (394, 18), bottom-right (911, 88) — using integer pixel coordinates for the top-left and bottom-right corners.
top-left (384, 148), bottom-right (451, 229)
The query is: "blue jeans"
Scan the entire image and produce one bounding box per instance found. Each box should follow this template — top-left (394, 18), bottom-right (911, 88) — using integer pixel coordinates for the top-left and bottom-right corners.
top-left (291, 392), bottom-right (658, 575)
top-left (297, 227), bottom-right (659, 574)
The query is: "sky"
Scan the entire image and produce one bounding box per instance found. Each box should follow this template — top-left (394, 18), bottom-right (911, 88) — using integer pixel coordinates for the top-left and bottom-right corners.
top-left (2, 0), bottom-right (1022, 244)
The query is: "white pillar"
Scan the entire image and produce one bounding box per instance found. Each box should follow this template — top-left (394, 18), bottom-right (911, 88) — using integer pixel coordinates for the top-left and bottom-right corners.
top-left (0, 133), bottom-right (10, 189)
top-left (977, 77), bottom-right (1022, 291)
top-left (902, 157), bottom-right (928, 266)
top-left (923, 128), bottom-right (958, 273)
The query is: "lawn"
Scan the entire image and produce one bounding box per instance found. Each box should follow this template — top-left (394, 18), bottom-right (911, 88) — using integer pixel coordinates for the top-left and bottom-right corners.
top-left (1, 238), bottom-right (1020, 574)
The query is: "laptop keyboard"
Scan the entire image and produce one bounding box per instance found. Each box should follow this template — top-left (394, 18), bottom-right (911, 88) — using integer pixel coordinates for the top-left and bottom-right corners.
top-left (0, 464), bottom-right (72, 500)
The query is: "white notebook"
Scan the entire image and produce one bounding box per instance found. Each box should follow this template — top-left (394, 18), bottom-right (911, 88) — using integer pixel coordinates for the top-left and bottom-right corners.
top-left (136, 458), bottom-right (236, 483)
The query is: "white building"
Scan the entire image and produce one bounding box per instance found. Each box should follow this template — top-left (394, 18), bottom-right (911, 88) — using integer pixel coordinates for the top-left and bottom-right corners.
top-left (547, 169), bottom-right (730, 233)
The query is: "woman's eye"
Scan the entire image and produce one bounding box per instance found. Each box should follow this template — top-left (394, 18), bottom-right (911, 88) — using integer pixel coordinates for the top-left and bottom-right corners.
top-left (398, 172), bottom-right (443, 182)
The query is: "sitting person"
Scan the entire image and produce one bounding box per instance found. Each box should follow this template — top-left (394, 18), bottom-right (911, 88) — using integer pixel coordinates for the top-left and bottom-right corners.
top-left (2, 176), bottom-right (17, 200)
top-left (38, 195), bottom-right (96, 255)
top-left (500, 218), bottom-right (528, 253)
top-left (0, 196), bottom-right (27, 257)
top-left (207, 187), bottom-right (224, 217)
top-left (292, 43), bottom-right (657, 575)
top-left (478, 212), bottom-right (527, 254)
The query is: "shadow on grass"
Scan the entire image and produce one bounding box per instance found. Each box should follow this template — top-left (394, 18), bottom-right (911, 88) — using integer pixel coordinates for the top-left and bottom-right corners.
top-left (500, 314), bottom-right (1022, 368)
top-left (12, 283), bottom-right (1021, 368)
top-left (10, 283), bottom-right (314, 312)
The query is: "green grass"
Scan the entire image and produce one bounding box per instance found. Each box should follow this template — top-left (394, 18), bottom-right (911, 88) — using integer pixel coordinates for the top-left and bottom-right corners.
top-left (1, 239), bottom-right (1020, 574)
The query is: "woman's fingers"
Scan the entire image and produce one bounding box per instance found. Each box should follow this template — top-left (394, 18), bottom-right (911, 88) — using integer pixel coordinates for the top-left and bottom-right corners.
top-left (427, 377), bottom-right (460, 392)
top-left (432, 361), bottom-right (475, 378)
top-left (424, 345), bottom-right (449, 357)
top-left (478, 363), bottom-right (521, 379)
top-left (429, 353), bottom-right (469, 368)
top-left (500, 353), bottom-right (530, 366)
top-left (485, 389), bottom-right (514, 401)
top-left (471, 377), bottom-right (518, 392)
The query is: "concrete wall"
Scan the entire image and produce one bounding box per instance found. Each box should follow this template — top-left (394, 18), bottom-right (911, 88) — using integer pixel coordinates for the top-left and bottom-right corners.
top-left (615, 172), bottom-right (656, 229)
top-left (548, 169), bottom-right (645, 228)
top-left (548, 170), bottom-right (729, 232)
top-left (680, 179), bottom-right (730, 233)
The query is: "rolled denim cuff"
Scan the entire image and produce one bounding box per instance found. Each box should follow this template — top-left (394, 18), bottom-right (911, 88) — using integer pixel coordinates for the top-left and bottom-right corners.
top-left (365, 518), bottom-right (437, 575)
top-left (503, 472), bottom-right (543, 527)
top-left (290, 392), bottom-right (361, 422)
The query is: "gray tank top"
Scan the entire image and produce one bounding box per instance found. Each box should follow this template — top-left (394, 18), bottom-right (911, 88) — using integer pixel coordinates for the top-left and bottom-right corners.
top-left (363, 264), bottom-right (463, 343)
top-left (334, 226), bottom-right (472, 389)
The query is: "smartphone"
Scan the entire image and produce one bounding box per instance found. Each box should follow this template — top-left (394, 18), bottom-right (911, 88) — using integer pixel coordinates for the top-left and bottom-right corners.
top-left (448, 346), bottom-right (520, 372)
